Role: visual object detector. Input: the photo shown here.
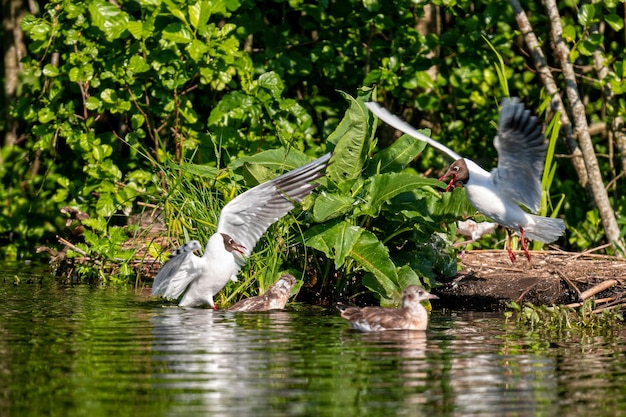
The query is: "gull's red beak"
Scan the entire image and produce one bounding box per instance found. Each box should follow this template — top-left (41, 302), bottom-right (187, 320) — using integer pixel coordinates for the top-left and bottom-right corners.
top-left (233, 243), bottom-right (246, 255)
top-left (438, 173), bottom-right (457, 192)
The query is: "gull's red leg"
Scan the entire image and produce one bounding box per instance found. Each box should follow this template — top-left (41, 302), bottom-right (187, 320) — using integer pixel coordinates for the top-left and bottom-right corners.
top-left (506, 229), bottom-right (516, 263)
top-left (519, 227), bottom-right (531, 261)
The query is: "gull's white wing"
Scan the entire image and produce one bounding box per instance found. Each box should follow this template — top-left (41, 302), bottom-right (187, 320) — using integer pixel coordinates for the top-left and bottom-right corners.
top-left (491, 97), bottom-right (546, 213)
top-left (217, 152), bottom-right (331, 269)
top-left (152, 241), bottom-right (204, 300)
top-left (365, 102), bottom-right (462, 161)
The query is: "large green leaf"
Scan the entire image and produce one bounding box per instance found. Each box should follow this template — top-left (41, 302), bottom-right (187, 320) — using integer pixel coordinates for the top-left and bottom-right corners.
top-left (363, 265), bottom-right (424, 307)
top-left (240, 163), bottom-right (273, 186)
top-left (367, 134), bottom-right (427, 175)
top-left (326, 89), bottom-right (374, 183)
top-left (304, 221), bottom-right (363, 269)
top-left (349, 230), bottom-right (398, 299)
top-left (171, 163), bottom-right (219, 178)
top-left (228, 148), bottom-right (310, 172)
top-left (429, 186), bottom-right (475, 217)
top-left (312, 193), bottom-right (356, 222)
top-left (397, 265), bottom-right (425, 289)
top-left (362, 273), bottom-right (394, 304)
top-left (356, 173), bottom-right (441, 217)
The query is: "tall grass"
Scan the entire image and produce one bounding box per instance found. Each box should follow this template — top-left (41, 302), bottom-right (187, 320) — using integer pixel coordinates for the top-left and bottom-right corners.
top-left (533, 100), bottom-right (566, 250)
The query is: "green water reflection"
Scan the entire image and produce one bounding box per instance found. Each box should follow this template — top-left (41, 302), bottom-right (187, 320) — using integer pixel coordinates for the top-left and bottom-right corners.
top-left (1, 264), bottom-right (626, 417)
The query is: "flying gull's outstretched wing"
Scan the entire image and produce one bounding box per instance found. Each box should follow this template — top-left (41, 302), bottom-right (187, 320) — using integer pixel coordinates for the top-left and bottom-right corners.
top-left (217, 152), bottom-right (331, 271)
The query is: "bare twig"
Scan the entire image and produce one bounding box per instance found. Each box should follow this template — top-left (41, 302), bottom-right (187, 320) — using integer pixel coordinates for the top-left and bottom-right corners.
top-left (564, 297), bottom-right (615, 308)
top-left (516, 281), bottom-right (540, 303)
top-left (580, 279), bottom-right (619, 300)
top-left (555, 269), bottom-right (583, 300)
top-left (57, 236), bottom-right (88, 256)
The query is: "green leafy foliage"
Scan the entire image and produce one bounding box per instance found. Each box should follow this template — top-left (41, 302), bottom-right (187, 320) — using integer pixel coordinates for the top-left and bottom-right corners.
top-left (505, 300), bottom-right (623, 335)
top-left (4, 0), bottom-right (626, 302)
top-left (147, 90), bottom-right (466, 306)
top-left (3, 0), bottom-right (321, 261)
top-left (303, 89), bottom-right (463, 306)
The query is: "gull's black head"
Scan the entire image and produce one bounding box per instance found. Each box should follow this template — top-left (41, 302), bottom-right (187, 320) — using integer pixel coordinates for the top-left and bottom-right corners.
top-left (438, 159), bottom-right (469, 191)
top-left (220, 233), bottom-right (246, 255)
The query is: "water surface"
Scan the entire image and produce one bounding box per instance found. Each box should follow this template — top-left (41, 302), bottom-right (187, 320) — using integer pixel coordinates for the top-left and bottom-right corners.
top-left (1, 264), bottom-right (625, 417)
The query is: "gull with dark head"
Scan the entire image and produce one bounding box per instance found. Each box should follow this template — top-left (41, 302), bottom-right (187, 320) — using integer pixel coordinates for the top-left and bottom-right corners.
top-left (228, 274), bottom-right (297, 312)
top-left (337, 286), bottom-right (438, 332)
top-left (366, 98), bottom-right (565, 262)
top-left (152, 153), bottom-right (331, 308)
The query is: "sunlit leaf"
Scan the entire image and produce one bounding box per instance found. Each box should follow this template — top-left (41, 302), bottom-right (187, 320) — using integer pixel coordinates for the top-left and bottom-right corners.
top-left (604, 13), bottom-right (624, 31)
top-left (349, 230), bottom-right (398, 299)
top-left (577, 3), bottom-right (595, 27)
top-left (128, 55), bottom-right (150, 73)
top-left (162, 22), bottom-right (193, 43)
top-left (189, 1), bottom-right (212, 31)
top-left (356, 173), bottom-right (440, 217)
top-left (88, 0), bottom-right (130, 41)
top-left (562, 24), bottom-right (576, 43)
top-left (326, 89), bottom-right (374, 183)
top-left (228, 148), bottom-right (311, 172)
top-left (304, 220), bottom-right (363, 269)
top-left (258, 72), bottom-right (285, 99)
top-left (367, 134), bottom-right (427, 175)
top-left (313, 193), bottom-right (356, 222)
top-left (187, 39), bottom-right (209, 61)
top-left (43, 64), bottom-right (59, 77)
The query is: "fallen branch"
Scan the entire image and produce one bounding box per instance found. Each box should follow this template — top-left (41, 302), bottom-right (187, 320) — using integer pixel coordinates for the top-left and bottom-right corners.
top-left (57, 236), bottom-right (90, 258)
top-left (580, 279), bottom-right (619, 301)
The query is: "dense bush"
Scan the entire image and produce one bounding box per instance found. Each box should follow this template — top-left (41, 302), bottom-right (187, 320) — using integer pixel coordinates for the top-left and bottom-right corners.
top-left (2, 0), bottom-right (625, 302)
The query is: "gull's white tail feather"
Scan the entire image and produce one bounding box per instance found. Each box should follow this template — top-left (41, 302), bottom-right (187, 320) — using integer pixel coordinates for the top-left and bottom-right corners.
top-left (524, 215), bottom-right (566, 243)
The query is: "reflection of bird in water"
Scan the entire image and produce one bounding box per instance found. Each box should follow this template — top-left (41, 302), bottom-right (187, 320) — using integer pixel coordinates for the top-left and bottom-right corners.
top-left (336, 286), bottom-right (438, 332)
top-left (150, 306), bottom-right (297, 415)
top-left (366, 99), bottom-right (565, 262)
top-left (151, 153), bottom-right (331, 308)
top-left (229, 274), bottom-right (297, 312)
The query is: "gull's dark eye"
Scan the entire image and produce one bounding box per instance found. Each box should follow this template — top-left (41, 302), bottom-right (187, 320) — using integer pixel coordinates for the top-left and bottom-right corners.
top-left (454, 166), bottom-right (460, 172)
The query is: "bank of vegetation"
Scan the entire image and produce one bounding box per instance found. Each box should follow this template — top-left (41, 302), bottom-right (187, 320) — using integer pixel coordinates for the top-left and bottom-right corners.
top-left (1, 0), bottom-right (625, 305)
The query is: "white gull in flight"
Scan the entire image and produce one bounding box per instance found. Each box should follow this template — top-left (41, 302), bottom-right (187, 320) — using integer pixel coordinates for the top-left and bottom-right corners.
top-left (366, 98), bottom-right (565, 262)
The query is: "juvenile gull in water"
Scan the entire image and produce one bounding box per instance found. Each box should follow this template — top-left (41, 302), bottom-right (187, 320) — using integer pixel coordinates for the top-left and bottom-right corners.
top-left (228, 274), bottom-right (297, 312)
top-left (152, 153), bottom-right (331, 308)
top-left (366, 98), bottom-right (565, 262)
top-left (337, 286), bottom-right (438, 332)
